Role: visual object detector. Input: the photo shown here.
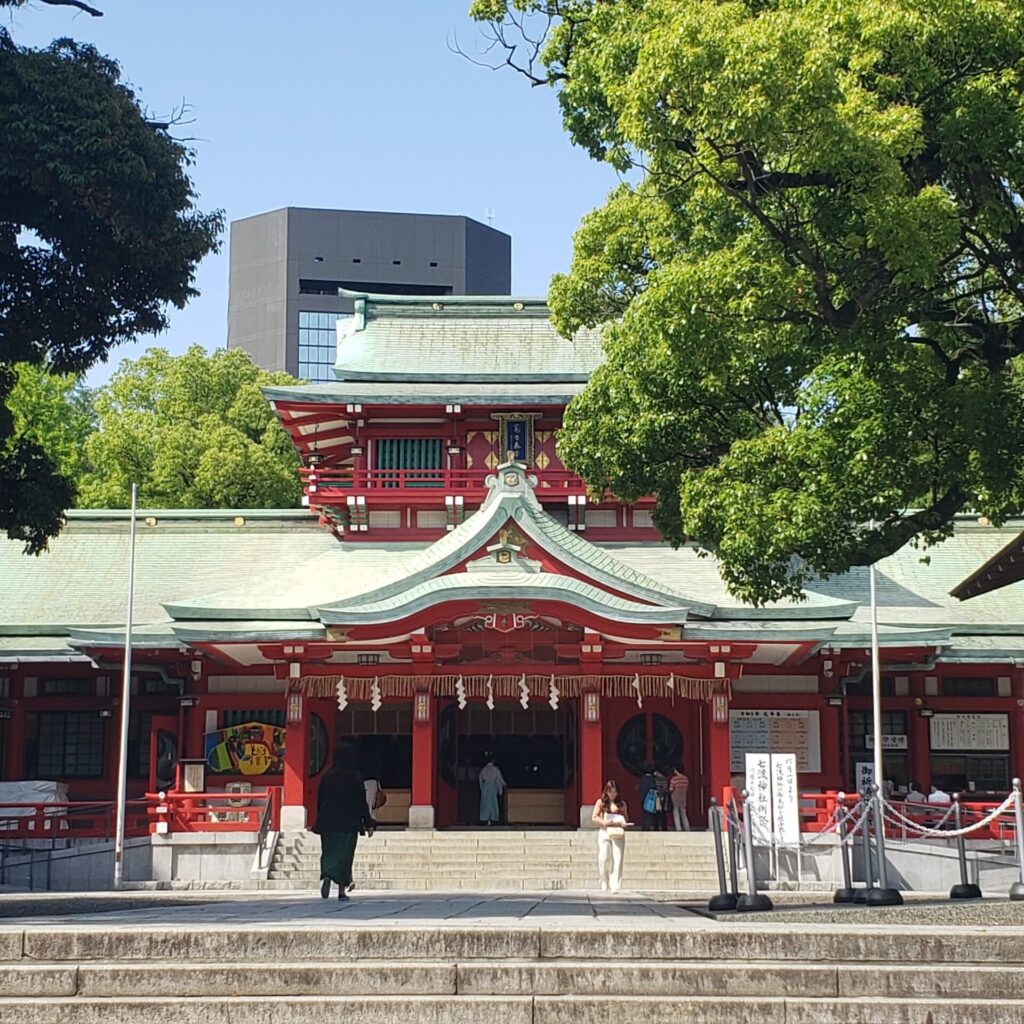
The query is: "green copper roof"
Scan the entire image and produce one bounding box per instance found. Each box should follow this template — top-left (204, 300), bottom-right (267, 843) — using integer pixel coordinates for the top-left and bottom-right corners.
top-left (318, 571), bottom-right (692, 627)
top-left (263, 381), bottom-right (586, 406)
top-left (325, 291), bottom-right (603, 383)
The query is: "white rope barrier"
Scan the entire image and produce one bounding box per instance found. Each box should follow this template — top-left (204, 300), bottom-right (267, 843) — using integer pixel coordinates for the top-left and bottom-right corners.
top-left (880, 794), bottom-right (1015, 840)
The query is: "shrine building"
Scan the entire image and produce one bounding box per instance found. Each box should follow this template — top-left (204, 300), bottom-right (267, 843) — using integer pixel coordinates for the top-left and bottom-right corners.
top-left (2, 291), bottom-right (1024, 830)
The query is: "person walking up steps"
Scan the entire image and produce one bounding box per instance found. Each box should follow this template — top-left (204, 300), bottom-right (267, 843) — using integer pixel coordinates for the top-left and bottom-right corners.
top-left (592, 780), bottom-right (629, 892)
top-left (313, 745), bottom-right (373, 900)
top-left (668, 764), bottom-right (690, 831)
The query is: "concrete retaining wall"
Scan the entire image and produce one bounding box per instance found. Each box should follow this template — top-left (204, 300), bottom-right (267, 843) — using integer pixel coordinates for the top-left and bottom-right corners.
top-left (0, 837), bottom-right (151, 891)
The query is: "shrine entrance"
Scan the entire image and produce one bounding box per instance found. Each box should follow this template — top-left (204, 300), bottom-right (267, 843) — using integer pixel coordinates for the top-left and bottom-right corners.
top-left (438, 701), bottom-right (576, 827)
top-left (335, 705), bottom-right (413, 825)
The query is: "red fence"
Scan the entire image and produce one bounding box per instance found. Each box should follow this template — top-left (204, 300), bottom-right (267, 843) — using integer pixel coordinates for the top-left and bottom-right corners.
top-left (147, 788), bottom-right (282, 835)
top-left (0, 800), bottom-right (150, 841)
top-left (0, 789), bottom-right (282, 841)
top-left (798, 790), bottom-right (1017, 840)
top-left (301, 467), bottom-right (589, 495)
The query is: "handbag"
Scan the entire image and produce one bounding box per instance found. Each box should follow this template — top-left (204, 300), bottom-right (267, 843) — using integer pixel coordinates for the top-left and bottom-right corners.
top-left (374, 788), bottom-right (388, 810)
top-left (643, 789), bottom-right (658, 814)
top-left (604, 825), bottom-right (625, 839)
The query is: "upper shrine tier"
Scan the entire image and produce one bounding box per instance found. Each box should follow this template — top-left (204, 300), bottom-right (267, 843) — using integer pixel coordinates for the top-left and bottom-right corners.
top-left (262, 291), bottom-right (643, 542)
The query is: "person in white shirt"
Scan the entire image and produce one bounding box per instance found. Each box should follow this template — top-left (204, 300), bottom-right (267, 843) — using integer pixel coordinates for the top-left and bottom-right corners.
top-left (592, 779), bottom-right (629, 893)
top-left (927, 785), bottom-right (951, 805)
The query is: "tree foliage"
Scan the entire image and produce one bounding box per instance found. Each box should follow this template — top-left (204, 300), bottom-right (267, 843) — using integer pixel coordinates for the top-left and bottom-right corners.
top-left (78, 346), bottom-right (302, 510)
top-left (0, 10), bottom-right (221, 550)
top-left (472, 0), bottom-right (1024, 603)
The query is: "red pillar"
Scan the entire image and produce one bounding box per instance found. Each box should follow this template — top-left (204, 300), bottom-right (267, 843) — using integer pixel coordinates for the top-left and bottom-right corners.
top-left (708, 705), bottom-right (732, 812)
top-left (910, 708), bottom-right (931, 792)
top-left (579, 691), bottom-right (603, 828)
top-left (282, 690), bottom-right (309, 830)
top-left (1010, 668), bottom-right (1024, 782)
top-left (409, 688), bottom-right (436, 828)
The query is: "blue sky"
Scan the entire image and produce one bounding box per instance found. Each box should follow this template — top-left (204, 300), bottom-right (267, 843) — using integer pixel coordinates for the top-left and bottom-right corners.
top-left (7, 0), bottom-right (619, 383)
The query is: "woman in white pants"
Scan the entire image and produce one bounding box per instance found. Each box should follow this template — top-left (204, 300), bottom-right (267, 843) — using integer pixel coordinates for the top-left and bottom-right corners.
top-left (592, 780), bottom-right (628, 892)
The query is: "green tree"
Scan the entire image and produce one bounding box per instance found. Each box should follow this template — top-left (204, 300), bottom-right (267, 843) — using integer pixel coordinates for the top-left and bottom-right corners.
top-left (471, 0), bottom-right (1024, 604)
top-left (0, 2), bottom-right (221, 550)
top-left (8, 363), bottom-right (94, 485)
top-left (79, 346), bottom-right (302, 510)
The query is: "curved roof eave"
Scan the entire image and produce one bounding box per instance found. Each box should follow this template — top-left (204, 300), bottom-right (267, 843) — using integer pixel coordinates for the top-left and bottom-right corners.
top-left (316, 575), bottom-right (691, 628)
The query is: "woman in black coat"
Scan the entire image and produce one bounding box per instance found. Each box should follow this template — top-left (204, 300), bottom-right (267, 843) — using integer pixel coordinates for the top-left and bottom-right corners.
top-left (314, 745), bottom-right (372, 900)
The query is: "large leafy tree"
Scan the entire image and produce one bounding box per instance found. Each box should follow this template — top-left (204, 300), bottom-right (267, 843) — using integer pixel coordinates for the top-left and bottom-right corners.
top-left (471, 0), bottom-right (1024, 603)
top-left (8, 363), bottom-right (94, 485)
top-left (79, 346), bottom-right (302, 510)
top-left (0, 1), bottom-right (221, 550)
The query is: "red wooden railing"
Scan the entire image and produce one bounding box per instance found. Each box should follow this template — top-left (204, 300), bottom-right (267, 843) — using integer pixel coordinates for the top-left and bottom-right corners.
top-left (0, 789), bottom-right (282, 841)
top-left (146, 787), bottom-right (282, 835)
top-left (798, 790), bottom-right (1017, 840)
top-left (0, 800), bottom-right (151, 841)
top-left (301, 466), bottom-right (589, 495)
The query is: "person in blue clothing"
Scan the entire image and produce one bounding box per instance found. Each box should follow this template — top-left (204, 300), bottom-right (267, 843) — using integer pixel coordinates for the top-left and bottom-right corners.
top-left (478, 754), bottom-right (506, 825)
top-left (639, 763), bottom-right (658, 831)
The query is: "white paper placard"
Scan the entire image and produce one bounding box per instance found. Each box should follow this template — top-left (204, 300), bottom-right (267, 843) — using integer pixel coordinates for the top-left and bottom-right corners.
top-left (771, 754), bottom-right (800, 844)
top-left (855, 761), bottom-right (874, 795)
top-left (744, 752), bottom-right (773, 845)
top-left (731, 709), bottom-right (821, 772)
top-left (929, 713), bottom-right (1009, 751)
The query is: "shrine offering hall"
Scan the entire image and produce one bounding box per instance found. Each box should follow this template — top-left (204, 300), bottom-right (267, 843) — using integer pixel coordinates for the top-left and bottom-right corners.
top-left (3, 292), bottom-right (1024, 829)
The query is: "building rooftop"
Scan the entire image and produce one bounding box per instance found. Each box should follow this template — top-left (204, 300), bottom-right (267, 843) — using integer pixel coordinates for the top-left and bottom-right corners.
top-left (326, 291), bottom-right (603, 383)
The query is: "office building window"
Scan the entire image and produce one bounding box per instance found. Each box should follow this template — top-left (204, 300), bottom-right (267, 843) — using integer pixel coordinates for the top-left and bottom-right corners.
top-left (25, 711), bottom-right (106, 779)
top-left (298, 311), bottom-right (338, 382)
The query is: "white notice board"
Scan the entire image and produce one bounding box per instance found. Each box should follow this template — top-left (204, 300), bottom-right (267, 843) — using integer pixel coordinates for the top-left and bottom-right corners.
top-left (731, 710), bottom-right (821, 772)
top-left (929, 713), bottom-right (1009, 751)
top-left (744, 752), bottom-right (773, 845)
top-left (771, 753), bottom-right (800, 844)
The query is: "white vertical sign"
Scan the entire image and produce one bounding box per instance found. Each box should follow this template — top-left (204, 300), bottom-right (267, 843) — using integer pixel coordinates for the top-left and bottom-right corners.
top-left (855, 761), bottom-right (874, 795)
top-left (771, 753), bottom-right (800, 844)
top-left (744, 752), bottom-right (772, 845)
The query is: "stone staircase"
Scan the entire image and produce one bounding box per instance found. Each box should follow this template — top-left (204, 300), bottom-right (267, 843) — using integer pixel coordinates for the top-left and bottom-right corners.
top-left (265, 829), bottom-right (727, 892)
top-left (4, 917), bottom-right (1024, 1021)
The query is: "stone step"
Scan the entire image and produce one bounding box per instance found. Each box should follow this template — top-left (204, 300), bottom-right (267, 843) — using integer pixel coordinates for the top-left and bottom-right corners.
top-left (2, 995), bottom-right (1022, 1024)
top-left (7, 959), bottom-right (1024, 1000)
top-left (10, 926), bottom-right (1024, 965)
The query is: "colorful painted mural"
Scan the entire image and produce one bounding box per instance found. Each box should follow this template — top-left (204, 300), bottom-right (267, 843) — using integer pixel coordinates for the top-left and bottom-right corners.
top-left (204, 721), bottom-right (285, 775)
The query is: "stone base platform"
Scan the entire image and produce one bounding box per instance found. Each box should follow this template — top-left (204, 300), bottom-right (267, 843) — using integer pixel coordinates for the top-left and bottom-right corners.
top-left (2, 890), bottom-right (1023, 1022)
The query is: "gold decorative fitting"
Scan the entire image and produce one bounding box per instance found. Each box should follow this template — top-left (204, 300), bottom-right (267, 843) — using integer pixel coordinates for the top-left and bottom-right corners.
top-left (513, 301), bottom-right (524, 311)
top-left (233, 516), bottom-right (245, 527)
top-left (144, 516), bottom-right (157, 527)
top-left (432, 302), bottom-right (444, 311)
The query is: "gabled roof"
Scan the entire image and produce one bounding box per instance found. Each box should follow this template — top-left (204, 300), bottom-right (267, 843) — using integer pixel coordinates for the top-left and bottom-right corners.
top-left (327, 291), bottom-right (603, 383)
top-left (313, 458), bottom-right (714, 623)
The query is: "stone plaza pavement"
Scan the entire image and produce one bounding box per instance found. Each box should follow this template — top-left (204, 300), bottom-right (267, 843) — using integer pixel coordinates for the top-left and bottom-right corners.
top-left (4, 890), bottom-right (1024, 1022)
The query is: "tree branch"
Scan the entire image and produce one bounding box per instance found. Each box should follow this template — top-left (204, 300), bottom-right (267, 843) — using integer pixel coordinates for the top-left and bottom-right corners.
top-left (37, 0), bottom-right (103, 15)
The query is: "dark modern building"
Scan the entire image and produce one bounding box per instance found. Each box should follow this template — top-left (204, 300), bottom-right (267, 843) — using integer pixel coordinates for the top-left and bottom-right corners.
top-left (226, 208), bottom-right (512, 380)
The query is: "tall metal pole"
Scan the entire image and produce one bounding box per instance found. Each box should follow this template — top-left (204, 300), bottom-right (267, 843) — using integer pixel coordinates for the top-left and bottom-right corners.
top-left (869, 555), bottom-right (884, 796)
top-left (113, 483), bottom-right (138, 890)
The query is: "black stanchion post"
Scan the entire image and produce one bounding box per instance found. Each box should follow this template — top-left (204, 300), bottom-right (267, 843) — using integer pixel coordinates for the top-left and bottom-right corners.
top-left (708, 799), bottom-right (738, 912)
top-left (865, 786), bottom-right (902, 906)
top-left (853, 791), bottom-right (875, 904)
top-left (736, 789), bottom-right (773, 913)
top-left (1010, 778), bottom-right (1024, 901)
top-left (833, 791), bottom-right (856, 904)
top-left (727, 796), bottom-right (741, 900)
top-left (950, 794), bottom-right (982, 900)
